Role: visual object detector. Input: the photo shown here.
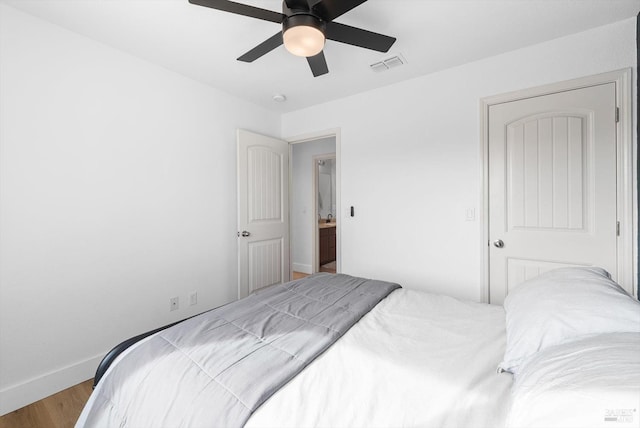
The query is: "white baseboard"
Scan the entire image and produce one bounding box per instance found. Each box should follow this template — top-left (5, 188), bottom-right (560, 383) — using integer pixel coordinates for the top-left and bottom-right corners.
top-left (292, 263), bottom-right (312, 274)
top-left (0, 353), bottom-right (104, 416)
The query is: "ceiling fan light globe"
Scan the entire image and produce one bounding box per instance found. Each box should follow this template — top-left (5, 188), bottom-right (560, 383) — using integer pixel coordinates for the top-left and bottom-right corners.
top-left (283, 25), bottom-right (325, 57)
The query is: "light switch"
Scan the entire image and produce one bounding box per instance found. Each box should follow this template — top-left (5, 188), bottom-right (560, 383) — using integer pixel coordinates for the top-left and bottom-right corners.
top-left (465, 208), bottom-right (476, 221)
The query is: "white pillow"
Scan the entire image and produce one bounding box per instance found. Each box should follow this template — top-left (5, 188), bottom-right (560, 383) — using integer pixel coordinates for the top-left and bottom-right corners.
top-left (498, 267), bottom-right (640, 375)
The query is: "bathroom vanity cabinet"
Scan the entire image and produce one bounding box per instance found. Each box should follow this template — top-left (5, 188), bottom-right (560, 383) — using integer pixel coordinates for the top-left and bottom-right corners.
top-left (319, 224), bottom-right (336, 266)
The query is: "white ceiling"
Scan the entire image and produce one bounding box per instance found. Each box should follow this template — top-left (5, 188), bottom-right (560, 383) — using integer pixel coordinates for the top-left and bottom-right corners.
top-left (3, 0), bottom-right (639, 112)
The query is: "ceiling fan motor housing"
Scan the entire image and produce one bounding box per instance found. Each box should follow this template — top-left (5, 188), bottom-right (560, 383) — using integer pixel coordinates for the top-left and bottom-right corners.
top-left (282, 14), bottom-right (326, 35)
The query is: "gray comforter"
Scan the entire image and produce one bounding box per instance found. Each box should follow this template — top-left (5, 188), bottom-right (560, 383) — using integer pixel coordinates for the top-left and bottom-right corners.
top-left (77, 273), bottom-right (400, 427)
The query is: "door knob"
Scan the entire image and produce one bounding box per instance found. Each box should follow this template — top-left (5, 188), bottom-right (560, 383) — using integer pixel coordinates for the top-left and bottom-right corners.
top-left (238, 231), bottom-right (251, 237)
top-left (493, 239), bottom-right (504, 248)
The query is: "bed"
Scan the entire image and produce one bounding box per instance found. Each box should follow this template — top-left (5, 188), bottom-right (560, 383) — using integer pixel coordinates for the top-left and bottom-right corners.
top-left (76, 268), bottom-right (640, 428)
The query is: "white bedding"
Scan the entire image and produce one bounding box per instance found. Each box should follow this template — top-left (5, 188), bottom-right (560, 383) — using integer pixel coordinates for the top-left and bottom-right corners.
top-left (506, 332), bottom-right (640, 428)
top-left (247, 289), bottom-right (513, 428)
top-left (79, 269), bottom-right (640, 428)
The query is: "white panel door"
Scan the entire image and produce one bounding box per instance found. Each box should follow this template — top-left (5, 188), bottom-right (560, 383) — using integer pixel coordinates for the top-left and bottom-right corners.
top-left (237, 129), bottom-right (289, 299)
top-left (489, 83), bottom-right (617, 304)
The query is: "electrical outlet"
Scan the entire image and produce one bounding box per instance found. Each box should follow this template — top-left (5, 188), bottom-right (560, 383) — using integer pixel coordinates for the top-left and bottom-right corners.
top-left (189, 291), bottom-right (198, 306)
top-left (169, 297), bottom-right (179, 311)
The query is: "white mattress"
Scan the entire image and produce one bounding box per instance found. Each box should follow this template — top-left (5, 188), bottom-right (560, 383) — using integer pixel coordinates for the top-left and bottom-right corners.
top-left (247, 288), bottom-right (513, 428)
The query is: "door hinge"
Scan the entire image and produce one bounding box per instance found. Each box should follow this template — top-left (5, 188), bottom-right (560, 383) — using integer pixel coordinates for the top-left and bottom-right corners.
top-left (615, 107), bottom-right (620, 123)
top-left (616, 221), bottom-right (620, 236)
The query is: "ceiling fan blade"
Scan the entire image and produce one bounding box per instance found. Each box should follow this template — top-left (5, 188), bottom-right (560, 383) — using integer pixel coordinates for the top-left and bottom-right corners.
top-left (307, 51), bottom-right (329, 77)
top-left (311, 0), bottom-right (368, 21)
top-left (325, 22), bottom-right (396, 52)
top-left (237, 32), bottom-right (283, 62)
top-left (188, 0), bottom-right (284, 24)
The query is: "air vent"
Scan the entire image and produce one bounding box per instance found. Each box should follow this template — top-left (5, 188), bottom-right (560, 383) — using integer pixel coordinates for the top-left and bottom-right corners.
top-left (370, 61), bottom-right (388, 72)
top-left (370, 54), bottom-right (406, 73)
top-left (384, 56), bottom-right (404, 69)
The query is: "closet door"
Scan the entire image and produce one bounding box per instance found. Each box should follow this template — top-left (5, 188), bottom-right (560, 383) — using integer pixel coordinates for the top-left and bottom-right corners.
top-left (488, 83), bottom-right (617, 304)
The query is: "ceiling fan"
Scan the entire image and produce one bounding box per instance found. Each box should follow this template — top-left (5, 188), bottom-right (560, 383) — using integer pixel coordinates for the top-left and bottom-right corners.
top-left (188, 0), bottom-right (397, 77)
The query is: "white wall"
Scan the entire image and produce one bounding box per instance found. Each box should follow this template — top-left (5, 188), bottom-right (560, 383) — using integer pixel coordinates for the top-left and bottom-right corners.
top-left (0, 4), bottom-right (280, 414)
top-left (282, 18), bottom-right (637, 302)
top-left (291, 137), bottom-right (336, 273)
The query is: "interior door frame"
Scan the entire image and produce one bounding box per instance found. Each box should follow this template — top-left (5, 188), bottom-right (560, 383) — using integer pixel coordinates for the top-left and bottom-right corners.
top-left (287, 128), bottom-right (342, 277)
top-left (480, 68), bottom-right (635, 302)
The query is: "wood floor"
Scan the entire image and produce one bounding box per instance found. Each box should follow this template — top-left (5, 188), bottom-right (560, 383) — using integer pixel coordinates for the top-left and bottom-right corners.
top-left (293, 261), bottom-right (337, 280)
top-left (0, 379), bottom-right (93, 428)
top-left (292, 271), bottom-right (309, 279)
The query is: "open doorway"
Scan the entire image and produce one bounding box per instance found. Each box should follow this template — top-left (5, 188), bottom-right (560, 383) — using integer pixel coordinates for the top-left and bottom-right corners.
top-left (290, 136), bottom-right (337, 279)
top-left (315, 156), bottom-right (336, 274)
